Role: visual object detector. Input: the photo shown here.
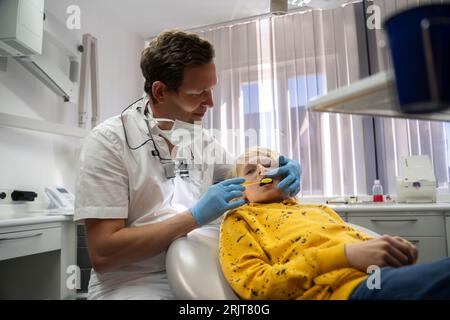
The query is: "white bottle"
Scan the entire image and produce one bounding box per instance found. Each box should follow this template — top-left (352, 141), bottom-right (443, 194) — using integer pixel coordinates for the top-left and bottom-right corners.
top-left (372, 180), bottom-right (384, 202)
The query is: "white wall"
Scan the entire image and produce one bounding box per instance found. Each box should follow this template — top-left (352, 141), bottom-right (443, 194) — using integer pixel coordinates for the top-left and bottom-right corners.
top-left (45, 0), bottom-right (146, 120)
top-left (0, 0), bottom-right (144, 205)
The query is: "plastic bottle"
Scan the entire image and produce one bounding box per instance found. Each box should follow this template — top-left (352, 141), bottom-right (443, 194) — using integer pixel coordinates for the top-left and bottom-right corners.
top-left (372, 180), bottom-right (384, 202)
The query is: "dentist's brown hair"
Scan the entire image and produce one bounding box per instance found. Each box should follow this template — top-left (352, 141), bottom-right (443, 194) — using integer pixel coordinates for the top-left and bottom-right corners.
top-left (141, 29), bottom-right (215, 104)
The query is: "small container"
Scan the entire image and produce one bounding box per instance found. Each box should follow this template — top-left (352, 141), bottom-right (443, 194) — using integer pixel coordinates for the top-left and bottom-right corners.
top-left (385, 194), bottom-right (394, 203)
top-left (372, 180), bottom-right (384, 203)
top-left (348, 196), bottom-right (358, 204)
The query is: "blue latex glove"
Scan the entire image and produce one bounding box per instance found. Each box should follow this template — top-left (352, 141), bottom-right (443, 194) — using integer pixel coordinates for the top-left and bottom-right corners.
top-left (191, 177), bottom-right (246, 226)
top-left (264, 155), bottom-right (302, 197)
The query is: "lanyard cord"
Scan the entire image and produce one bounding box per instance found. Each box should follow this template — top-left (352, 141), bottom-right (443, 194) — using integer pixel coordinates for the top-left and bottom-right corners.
top-left (120, 98), bottom-right (171, 162)
top-left (121, 97), bottom-right (194, 162)
top-left (121, 97), bottom-right (152, 150)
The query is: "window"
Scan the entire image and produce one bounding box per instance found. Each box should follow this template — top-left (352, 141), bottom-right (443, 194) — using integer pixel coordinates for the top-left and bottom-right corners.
top-left (288, 74), bottom-right (327, 108)
top-left (198, 3), bottom-right (368, 196)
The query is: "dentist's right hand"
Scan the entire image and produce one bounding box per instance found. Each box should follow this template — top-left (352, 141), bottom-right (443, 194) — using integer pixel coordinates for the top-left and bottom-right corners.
top-left (190, 177), bottom-right (246, 226)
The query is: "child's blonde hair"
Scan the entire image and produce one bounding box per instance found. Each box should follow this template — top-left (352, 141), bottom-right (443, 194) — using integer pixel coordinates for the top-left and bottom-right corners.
top-left (227, 147), bottom-right (280, 179)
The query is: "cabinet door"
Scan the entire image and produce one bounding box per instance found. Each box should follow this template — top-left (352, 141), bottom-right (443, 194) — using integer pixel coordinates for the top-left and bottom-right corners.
top-left (347, 215), bottom-right (445, 237)
top-left (402, 237), bottom-right (447, 264)
top-left (0, 227), bottom-right (61, 261)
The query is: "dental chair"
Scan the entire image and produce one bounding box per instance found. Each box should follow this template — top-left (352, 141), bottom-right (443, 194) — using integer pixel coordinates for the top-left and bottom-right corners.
top-left (166, 223), bottom-right (381, 300)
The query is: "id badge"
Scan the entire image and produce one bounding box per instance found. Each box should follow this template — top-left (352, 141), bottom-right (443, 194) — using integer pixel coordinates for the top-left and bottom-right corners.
top-left (163, 161), bottom-right (176, 179)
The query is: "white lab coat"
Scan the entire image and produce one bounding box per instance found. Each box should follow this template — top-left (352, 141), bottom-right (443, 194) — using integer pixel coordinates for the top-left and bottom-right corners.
top-left (74, 97), bottom-right (232, 299)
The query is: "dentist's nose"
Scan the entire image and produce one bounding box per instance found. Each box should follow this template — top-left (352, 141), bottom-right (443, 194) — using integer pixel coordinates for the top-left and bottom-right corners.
top-left (204, 89), bottom-right (214, 108)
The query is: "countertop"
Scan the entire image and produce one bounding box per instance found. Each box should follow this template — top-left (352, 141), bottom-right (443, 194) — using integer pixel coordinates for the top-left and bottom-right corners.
top-left (0, 211), bottom-right (73, 228)
top-left (326, 202), bottom-right (450, 213)
top-left (1, 202), bottom-right (450, 228)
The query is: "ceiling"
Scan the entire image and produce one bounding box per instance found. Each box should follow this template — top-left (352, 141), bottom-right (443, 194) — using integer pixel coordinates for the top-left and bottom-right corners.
top-left (47, 0), bottom-right (307, 39)
top-left (97, 0), bottom-right (276, 38)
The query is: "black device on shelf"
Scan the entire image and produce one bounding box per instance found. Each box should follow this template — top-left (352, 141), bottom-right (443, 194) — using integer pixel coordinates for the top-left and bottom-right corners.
top-left (11, 190), bottom-right (38, 201)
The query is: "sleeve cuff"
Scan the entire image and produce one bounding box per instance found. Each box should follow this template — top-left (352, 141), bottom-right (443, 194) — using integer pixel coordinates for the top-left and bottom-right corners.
top-left (316, 243), bottom-right (350, 274)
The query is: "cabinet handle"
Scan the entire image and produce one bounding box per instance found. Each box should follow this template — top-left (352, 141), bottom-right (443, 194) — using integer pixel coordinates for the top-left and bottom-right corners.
top-left (0, 232), bottom-right (43, 241)
top-left (370, 219), bottom-right (418, 223)
top-left (408, 240), bottom-right (420, 244)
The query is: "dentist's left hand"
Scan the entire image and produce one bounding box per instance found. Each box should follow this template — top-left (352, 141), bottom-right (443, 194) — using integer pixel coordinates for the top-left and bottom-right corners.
top-left (265, 155), bottom-right (302, 197)
top-left (190, 177), bottom-right (246, 226)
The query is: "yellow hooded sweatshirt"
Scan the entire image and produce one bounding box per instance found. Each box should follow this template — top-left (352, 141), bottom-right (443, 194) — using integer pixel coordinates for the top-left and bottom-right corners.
top-left (219, 199), bottom-right (374, 300)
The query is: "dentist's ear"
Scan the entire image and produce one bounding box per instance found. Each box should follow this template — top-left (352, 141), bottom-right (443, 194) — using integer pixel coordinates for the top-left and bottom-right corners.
top-left (152, 81), bottom-right (167, 104)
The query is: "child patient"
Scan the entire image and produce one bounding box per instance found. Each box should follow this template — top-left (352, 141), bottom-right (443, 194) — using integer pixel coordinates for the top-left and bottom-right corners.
top-left (219, 147), bottom-right (450, 300)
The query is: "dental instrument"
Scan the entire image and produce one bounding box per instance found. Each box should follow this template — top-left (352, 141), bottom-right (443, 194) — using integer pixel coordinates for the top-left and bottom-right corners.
top-left (242, 178), bottom-right (273, 187)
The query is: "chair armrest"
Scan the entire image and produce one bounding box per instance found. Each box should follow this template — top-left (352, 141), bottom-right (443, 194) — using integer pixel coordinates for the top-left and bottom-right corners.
top-left (166, 227), bottom-right (239, 300)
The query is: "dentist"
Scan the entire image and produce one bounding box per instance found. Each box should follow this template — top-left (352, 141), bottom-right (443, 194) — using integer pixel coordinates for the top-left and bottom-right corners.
top-left (74, 29), bottom-right (301, 300)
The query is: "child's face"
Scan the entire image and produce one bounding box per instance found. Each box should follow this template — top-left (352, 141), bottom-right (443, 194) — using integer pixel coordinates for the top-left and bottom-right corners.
top-left (238, 155), bottom-right (288, 203)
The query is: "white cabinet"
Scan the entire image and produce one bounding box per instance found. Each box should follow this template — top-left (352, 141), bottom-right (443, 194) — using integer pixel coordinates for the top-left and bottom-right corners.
top-left (347, 215), bottom-right (445, 237)
top-left (347, 212), bottom-right (447, 264)
top-left (0, 217), bottom-right (76, 299)
top-left (402, 236), bottom-right (447, 264)
top-left (0, 226), bottom-right (61, 261)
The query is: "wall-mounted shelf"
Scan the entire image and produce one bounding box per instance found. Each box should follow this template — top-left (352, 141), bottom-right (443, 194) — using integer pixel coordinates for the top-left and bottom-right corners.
top-left (0, 113), bottom-right (87, 138)
top-left (307, 71), bottom-right (450, 122)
